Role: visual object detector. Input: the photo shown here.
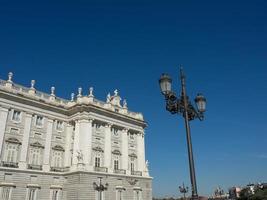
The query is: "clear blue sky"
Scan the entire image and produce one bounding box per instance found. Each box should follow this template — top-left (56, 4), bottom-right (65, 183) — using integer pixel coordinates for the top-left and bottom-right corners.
top-left (0, 0), bottom-right (267, 197)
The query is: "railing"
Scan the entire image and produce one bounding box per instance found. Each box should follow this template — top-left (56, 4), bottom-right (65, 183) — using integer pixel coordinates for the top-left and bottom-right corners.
top-left (27, 164), bottom-right (43, 170)
top-left (50, 166), bottom-right (70, 172)
top-left (1, 161), bottom-right (19, 168)
top-left (94, 166), bottom-right (108, 173)
top-left (114, 169), bottom-right (126, 174)
top-left (131, 171), bottom-right (142, 176)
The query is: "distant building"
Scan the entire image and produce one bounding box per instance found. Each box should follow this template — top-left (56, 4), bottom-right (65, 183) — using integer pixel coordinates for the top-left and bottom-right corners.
top-left (0, 72), bottom-right (152, 200)
top-left (228, 187), bottom-right (241, 199)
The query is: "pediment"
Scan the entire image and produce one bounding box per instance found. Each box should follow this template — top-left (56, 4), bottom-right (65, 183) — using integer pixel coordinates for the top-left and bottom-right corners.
top-left (5, 137), bottom-right (21, 145)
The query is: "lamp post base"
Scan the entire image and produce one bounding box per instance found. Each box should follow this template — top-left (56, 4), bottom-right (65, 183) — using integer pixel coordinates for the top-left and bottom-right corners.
top-left (191, 194), bottom-right (199, 200)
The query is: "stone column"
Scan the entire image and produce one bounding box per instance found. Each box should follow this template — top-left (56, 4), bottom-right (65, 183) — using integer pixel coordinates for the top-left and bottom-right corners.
top-left (0, 107), bottom-right (9, 158)
top-left (137, 131), bottom-right (146, 173)
top-left (79, 118), bottom-right (93, 169)
top-left (19, 112), bottom-right (33, 169)
top-left (64, 123), bottom-right (73, 167)
top-left (121, 128), bottom-right (129, 173)
top-left (43, 119), bottom-right (54, 172)
top-left (104, 123), bottom-right (112, 170)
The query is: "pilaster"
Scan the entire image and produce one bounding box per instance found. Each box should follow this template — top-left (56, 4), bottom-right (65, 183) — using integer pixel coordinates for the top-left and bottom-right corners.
top-left (71, 121), bottom-right (80, 168)
top-left (104, 123), bottom-right (112, 170)
top-left (79, 118), bottom-right (93, 170)
top-left (19, 112), bottom-right (33, 169)
top-left (137, 131), bottom-right (146, 174)
top-left (64, 123), bottom-right (73, 167)
top-left (121, 128), bottom-right (129, 174)
top-left (43, 119), bottom-right (54, 172)
top-left (0, 107), bottom-right (9, 158)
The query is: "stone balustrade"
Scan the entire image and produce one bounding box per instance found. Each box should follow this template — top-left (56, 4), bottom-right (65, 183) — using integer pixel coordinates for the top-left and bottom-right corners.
top-left (0, 74), bottom-right (144, 121)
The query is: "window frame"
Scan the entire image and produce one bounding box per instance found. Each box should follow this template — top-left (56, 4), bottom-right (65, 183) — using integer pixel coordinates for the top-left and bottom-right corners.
top-left (26, 186), bottom-right (39, 200)
top-left (11, 110), bottom-right (21, 123)
top-left (35, 115), bottom-right (44, 128)
top-left (0, 185), bottom-right (14, 200)
top-left (56, 121), bottom-right (64, 132)
top-left (4, 142), bottom-right (19, 164)
top-left (50, 188), bottom-right (61, 200)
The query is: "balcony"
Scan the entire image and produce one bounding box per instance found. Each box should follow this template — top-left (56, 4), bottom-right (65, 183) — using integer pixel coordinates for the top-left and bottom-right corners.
top-left (1, 161), bottom-right (19, 168)
top-left (94, 166), bottom-right (108, 173)
top-left (27, 164), bottom-right (42, 170)
top-left (114, 169), bottom-right (126, 174)
top-left (131, 171), bottom-right (142, 176)
top-left (50, 166), bottom-right (70, 172)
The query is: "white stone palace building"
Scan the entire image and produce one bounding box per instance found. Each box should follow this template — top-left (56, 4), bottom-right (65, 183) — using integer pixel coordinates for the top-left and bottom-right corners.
top-left (0, 72), bottom-right (152, 200)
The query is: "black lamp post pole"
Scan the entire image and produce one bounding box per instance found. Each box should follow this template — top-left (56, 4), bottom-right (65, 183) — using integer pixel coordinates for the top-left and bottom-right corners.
top-left (180, 70), bottom-right (198, 199)
top-left (159, 67), bottom-right (206, 200)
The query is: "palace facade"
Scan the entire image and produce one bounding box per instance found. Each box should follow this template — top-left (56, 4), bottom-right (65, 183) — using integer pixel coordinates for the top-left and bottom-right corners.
top-left (0, 72), bottom-right (152, 200)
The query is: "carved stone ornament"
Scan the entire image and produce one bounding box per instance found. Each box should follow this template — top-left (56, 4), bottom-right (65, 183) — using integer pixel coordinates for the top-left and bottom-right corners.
top-left (92, 146), bottom-right (104, 153)
top-left (127, 178), bottom-right (138, 185)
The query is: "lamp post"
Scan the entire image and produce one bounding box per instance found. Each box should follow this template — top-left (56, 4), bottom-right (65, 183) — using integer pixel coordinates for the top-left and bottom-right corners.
top-left (159, 67), bottom-right (206, 200)
top-left (179, 183), bottom-right (189, 200)
top-left (93, 177), bottom-right (108, 200)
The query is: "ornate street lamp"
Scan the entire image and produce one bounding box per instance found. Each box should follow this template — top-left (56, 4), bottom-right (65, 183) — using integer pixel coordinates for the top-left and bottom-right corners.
top-left (179, 183), bottom-right (189, 199)
top-left (159, 67), bottom-right (206, 200)
top-left (93, 177), bottom-right (109, 200)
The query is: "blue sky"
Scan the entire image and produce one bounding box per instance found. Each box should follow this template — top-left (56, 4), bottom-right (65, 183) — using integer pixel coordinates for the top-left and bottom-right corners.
top-left (0, 0), bottom-right (267, 197)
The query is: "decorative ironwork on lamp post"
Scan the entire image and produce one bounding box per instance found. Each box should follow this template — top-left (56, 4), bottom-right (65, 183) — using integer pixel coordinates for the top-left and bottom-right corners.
top-left (179, 183), bottom-right (189, 199)
top-left (159, 67), bottom-right (206, 200)
top-left (93, 177), bottom-right (109, 200)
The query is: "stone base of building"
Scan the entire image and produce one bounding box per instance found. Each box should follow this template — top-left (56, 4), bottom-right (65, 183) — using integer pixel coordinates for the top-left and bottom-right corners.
top-left (0, 168), bottom-right (152, 200)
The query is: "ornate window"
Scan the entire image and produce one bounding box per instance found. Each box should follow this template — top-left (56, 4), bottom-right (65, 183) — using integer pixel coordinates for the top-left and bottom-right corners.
top-left (0, 185), bottom-right (14, 200)
top-left (95, 155), bottom-right (101, 167)
top-left (114, 159), bottom-right (119, 170)
top-left (35, 115), bottom-right (44, 127)
top-left (116, 187), bottom-right (126, 200)
top-left (112, 150), bottom-right (121, 170)
top-left (3, 138), bottom-right (21, 167)
top-left (134, 189), bottom-right (142, 200)
top-left (11, 110), bottom-right (21, 122)
top-left (51, 146), bottom-right (64, 168)
top-left (30, 148), bottom-right (41, 165)
top-left (130, 159), bottom-right (135, 172)
top-left (50, 188), bottom-right (61, 200)
top-left (28, 142), bottom-right (44, 169)
top-left (26, 186), bottom-right (40, 200)
top-left (129, 153), bottom-right (137, 172)
top-left (112, 128), bottom-right (119, 136)
top-left (93, 147), bottom-right (104, 168)
top-left (56, 121), bottom-right (63, 131)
